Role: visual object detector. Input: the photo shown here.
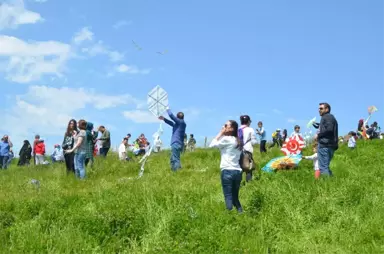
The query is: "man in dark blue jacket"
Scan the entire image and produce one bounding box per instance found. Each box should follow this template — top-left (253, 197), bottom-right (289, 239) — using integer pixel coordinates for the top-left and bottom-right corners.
top-left (159, 108), bottom-right (186, 171)
top-left (317, 102), bottom-right (338, 176)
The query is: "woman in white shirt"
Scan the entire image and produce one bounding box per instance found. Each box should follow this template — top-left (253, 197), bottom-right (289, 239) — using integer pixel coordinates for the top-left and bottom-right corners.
top-left (239, 115), bottom-right (257, 182)
top-left (210, 120), bottom-right (243, 213)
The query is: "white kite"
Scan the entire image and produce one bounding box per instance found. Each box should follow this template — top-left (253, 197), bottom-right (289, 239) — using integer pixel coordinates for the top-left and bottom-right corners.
top-left (137, 85), bottom-right (168, 178)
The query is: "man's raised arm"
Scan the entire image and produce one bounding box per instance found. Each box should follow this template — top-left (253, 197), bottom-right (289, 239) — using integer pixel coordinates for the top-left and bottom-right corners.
top-left (167, 109), bottom-right (182, 124)
top-left (159, 116), bottom-right (174, 127)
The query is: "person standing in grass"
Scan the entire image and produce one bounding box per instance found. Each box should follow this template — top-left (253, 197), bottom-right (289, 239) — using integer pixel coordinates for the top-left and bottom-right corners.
top-left (159, 107), bottom-right (186, 171)
top-left (303, 142), bottom-right (320, 179)
top-left (209, 120), bottom-right (243, 213)
top-left (62, 119), bottom-right (78, 174)
top-left (0, 136), bottom-right (11, 169)
top-left (118, 138), bottom-right (129, 161)
top-left (85, 122), bottom-right (97, 167)
top-left (65, 120), bottom-right (88, 179)
top-left (239, 115), bottom-right (257, 182)
top-left (34, 139), bottom-right (46, 165)
top-left (256, 121), bottom-right (267, 153)
top-left (32, 134), bottom-right (40, 165)
top-left (348, 131), bottom-right (356, 149)
top-left (97, 126), bottom-right (111, 157)
top-left (18, 140), bottom-right (32, 166)
top-left (317, 102), bottom-right (338, 177)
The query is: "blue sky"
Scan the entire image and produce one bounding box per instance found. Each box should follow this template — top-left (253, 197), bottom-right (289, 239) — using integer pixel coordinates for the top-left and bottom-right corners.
top-left (0, 0), bottom-right (383, 153)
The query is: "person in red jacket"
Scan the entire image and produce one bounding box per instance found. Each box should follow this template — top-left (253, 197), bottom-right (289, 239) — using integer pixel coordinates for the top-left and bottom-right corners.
top-left (35, 139), bottom-right (46, 165)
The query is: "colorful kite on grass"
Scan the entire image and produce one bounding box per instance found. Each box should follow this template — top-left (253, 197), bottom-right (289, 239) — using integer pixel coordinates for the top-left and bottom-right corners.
top-left (262, 155), bottom-right (302, 173)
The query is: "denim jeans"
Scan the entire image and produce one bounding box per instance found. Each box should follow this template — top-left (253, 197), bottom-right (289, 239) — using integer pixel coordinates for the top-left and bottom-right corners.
top-left (318, 146), bottom-right (335, 176)
top-left (74, 152), bottom-right (86, 179)
top-left (0, 156), bottom-right (9, 169)
top-left (221, 170), bottom-right (243, 212)
top-left (99, 147), bottom-right (110, 157)
top-left (170, 143), bottom-right (182, 171)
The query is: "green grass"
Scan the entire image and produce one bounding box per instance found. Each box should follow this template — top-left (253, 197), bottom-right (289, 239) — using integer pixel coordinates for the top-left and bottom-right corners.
top-left (1, 140), bottom-right (384, 253)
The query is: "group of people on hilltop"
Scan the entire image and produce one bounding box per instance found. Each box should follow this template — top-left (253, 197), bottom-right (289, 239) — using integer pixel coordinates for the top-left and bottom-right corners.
top-left (209, 102), bottom-right (339, 213)
top-left (61, 119), bottom-right (110, 179)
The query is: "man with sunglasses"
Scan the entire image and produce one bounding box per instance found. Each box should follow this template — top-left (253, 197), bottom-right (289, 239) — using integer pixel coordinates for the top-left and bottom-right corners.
top-left (317, 102), bottom-right (338, 177)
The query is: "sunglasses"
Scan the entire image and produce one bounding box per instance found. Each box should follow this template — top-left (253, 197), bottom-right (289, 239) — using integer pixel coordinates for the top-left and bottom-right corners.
top-left (319, 107), bottom-right (324, 110)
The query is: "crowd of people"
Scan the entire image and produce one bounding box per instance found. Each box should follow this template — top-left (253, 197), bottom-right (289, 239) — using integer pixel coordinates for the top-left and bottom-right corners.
top-left (0, 103), bottom-right (381, 213)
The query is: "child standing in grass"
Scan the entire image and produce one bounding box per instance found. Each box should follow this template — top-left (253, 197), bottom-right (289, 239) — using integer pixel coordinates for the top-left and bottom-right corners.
top-left (303, 142), bottom-right (320, 179)
top-left (348, 131), bottom-right (356, 149)
top-left (209, 120), bottom-right (243, 213)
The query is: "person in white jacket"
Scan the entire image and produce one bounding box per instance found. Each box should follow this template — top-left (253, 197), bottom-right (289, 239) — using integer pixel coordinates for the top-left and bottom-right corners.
top-left (239, 115), bottom-right (257, 182)
top-left (209, 120), bottom-right (243, 213)
top-left (303, 143), bottom-right (320, 179)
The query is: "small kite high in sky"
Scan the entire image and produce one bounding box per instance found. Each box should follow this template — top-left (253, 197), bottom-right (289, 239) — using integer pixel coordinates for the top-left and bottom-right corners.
top-left (156, 50), bottom-right (168, 55)
top-left (132, 40), bottom-right (142, 50)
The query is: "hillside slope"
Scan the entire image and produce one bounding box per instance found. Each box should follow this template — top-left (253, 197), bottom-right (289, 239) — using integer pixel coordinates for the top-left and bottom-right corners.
top-left (1, 140), bottom-right (384, 253)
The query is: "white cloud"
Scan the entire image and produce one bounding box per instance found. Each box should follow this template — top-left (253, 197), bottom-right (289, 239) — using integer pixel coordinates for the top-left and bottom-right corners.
top-left (122, 110), bottom-right (159, 123)
top-left (287, 118), bottom-right (296, 123)
top-left (273, 109), bottom-right (283, 114)
top-left (0, 0), bottom-right (43, 30)
top-left (72, 27), bottom-right (93, 44)
top-left (113, 20), bottom-right (131, 30)
top-left (81, 40), bottom-right (124, 62)
top-left (0, 85), bottom-right (145, 151)
top-left (0, 35), bottom-right (71, 83)
top-left (116, 64), bottom-right (150, 74)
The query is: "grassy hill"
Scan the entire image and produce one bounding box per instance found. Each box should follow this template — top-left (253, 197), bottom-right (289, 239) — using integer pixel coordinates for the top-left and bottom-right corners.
top-left (1, 140), bottom-right (384, 253)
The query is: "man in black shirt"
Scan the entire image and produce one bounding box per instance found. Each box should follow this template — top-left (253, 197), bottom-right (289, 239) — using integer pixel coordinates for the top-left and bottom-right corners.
top-left (317, 102), bottom-right (338, 177)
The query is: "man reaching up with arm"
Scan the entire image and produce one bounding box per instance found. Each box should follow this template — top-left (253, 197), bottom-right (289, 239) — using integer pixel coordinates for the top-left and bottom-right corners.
top-left (159, 107), bottom-right (187, 171)
top-left (317, 102), bottom-right (338, 177)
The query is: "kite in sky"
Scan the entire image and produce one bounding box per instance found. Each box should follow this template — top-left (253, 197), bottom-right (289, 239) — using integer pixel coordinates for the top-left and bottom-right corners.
top-left (156, 50), bottom-right (168, 55)
top-left (136, 85), bottom-right (169, 178)
top-left (132, 40), bottom-right (142, 50)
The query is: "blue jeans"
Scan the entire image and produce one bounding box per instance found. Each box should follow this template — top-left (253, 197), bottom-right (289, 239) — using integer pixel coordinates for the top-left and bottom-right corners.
top-left (0, 156), bottom-right (9, 169)
top-left (318, 146), bottom-right (335, 176)
top-left (170, 143), bottom-right (182, 171)
top-left (74, 152), bottom-right (86, 179)
top-left (99, 147), bottom-right (110, 157)
top-left (221, 170), bottom-right (243, 212)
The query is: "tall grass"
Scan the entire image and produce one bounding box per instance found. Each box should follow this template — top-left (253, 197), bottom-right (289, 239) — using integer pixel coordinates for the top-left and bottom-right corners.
top-left (1, 140), bottom-right (384, 253)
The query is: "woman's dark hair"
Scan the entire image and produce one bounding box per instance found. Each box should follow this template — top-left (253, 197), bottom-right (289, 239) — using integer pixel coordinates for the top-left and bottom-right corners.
top-left (357, 120), bottom-right (363, 131)
top-left (78, 119), bottom-right (87, 130)
top-left (66, 119), bottom-right (78, 136)
top-left (240, 115), bottom-right (251, 125)
top-left (228, 120), bottom-right (242, 150)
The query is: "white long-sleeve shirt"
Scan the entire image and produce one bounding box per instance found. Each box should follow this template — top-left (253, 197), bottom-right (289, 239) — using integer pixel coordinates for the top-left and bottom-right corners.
top-left (348, 136), bottom-right (356, 148)
top-left (209, 136), bottom-right (241, 171)
top-left (304, 153), bottom-right (319, 171)
top-left (240, 125), bottom-right (257, 154)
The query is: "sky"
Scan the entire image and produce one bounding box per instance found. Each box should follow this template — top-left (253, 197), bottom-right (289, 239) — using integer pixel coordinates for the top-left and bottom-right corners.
top-left (0, 0), bottom-right (383, 154)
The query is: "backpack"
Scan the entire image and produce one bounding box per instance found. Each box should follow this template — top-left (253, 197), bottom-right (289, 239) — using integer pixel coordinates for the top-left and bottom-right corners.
top-left (238, 127), bottom-right (254, 172)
